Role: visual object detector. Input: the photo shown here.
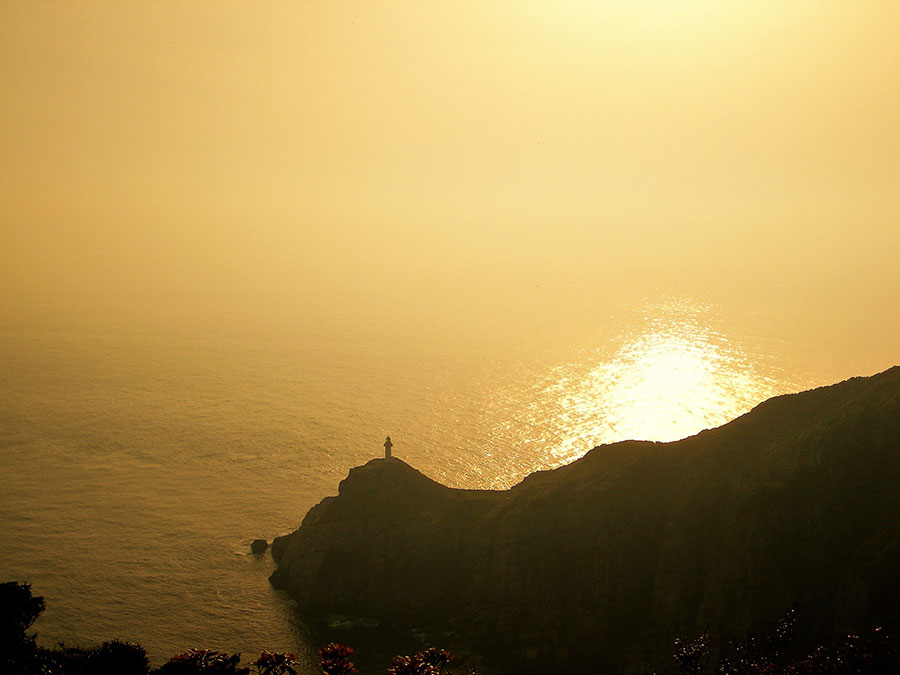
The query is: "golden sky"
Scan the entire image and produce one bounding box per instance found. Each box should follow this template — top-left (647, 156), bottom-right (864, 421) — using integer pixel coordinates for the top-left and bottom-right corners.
top-left (2, 2), bottom-right (898, 353)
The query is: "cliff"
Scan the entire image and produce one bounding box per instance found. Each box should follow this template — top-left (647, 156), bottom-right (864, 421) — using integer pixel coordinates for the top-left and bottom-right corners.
top-left (270, 366), bottom-right (900, 673)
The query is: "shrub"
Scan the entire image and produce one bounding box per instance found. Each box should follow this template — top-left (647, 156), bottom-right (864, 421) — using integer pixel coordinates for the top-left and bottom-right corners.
top-left (387, 647), bottom-right (452, 675)
top-left (251, 650), bottom-right (299, 675)
top-left (317, 643), bottom-right (356, 675)
top-left (154, 649), bottom-right (249, 675)
top-left (82, 639), bottom-right (150, 675)
top-left (668, 609), bottom-right (899, 675)
top-left (672, 633), bottom-right (709, 675)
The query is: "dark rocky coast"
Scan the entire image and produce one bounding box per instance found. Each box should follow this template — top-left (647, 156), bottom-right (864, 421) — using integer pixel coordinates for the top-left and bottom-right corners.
top-left (271, 367), bottom-right (900, 673)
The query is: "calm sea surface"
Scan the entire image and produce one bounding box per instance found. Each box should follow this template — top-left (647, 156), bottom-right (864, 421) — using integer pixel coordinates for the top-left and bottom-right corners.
top-left (0, 296), bottom-right (877, 670)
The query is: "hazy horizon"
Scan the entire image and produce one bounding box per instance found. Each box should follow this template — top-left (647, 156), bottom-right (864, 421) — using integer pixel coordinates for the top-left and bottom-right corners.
top-left (2, 1), bottom-right (898, 377)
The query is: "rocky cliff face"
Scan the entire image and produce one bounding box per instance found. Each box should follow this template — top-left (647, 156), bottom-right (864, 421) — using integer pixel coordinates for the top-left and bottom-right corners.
top-left (271, 367), bottom-right (900, 673)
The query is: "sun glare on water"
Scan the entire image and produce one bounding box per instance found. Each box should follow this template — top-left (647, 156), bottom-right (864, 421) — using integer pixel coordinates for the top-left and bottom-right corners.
top-left (533, 300), bottom-right (784, 465)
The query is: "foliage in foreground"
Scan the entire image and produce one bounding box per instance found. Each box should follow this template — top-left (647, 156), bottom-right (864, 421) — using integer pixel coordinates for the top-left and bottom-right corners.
top-left (667, 608), bottom-right (897, 674)
top-left (1, 582), bottom-right (457, 675)
top-left (387, 647), bottom-right (452, 675)
top-left (318, 643), bottom-right (357, 674)
top-left (4, 581), bottom-right (900, 674)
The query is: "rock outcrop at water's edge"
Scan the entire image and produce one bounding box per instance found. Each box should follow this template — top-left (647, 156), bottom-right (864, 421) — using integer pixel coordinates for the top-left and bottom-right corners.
top-left (270, 366), bottom-right (900, 673)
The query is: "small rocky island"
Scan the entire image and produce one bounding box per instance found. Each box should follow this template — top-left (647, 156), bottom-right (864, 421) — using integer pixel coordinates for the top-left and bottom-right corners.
top-left (270, 367), bottom-right (900, 673)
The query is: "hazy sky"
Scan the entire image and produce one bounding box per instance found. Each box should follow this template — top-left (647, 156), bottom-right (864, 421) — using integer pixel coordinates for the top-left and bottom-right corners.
top-left (2, 2), bottom-right (898, 356)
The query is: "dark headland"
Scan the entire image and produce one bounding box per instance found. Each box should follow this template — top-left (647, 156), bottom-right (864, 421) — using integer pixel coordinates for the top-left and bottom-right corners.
top-left (270, 366), bottom-right (900, 673)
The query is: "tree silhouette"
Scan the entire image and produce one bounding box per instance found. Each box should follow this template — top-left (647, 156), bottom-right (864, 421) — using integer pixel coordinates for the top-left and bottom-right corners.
top-left (0, 582), bottom-right (45, 674)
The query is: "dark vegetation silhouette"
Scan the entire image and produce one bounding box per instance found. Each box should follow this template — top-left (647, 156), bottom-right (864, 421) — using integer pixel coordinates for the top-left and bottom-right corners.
top-left (3, 582), bottom-right (899, 674)
top-left (1, 581), bottom-right (45, 675)
top-left (665, 608), bottom-right (897, 674)
top-left (252, 650), bottom-right (301, 675)
top-left (155, 649), bottom-right (248, 674)
top-left (386, 647), bottom-right (451, 675)
top-left (0, 582), bottom-right (460, 675)
top-left (80, 639), bottom-right (150, 675)
top-left (318, 643), bottom-right (356, 674)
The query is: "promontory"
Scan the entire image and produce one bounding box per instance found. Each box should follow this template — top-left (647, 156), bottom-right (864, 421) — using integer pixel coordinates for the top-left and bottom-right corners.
top-left (271, 366), bottom-right (900, 673)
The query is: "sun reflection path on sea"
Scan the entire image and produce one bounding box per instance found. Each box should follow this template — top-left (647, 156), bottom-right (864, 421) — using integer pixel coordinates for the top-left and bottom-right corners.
top-left (521, 299), bottom-right (784, 467)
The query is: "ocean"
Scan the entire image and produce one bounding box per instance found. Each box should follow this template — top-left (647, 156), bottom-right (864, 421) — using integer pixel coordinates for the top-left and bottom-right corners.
top-left (0, 295), bottom-right (871, 671)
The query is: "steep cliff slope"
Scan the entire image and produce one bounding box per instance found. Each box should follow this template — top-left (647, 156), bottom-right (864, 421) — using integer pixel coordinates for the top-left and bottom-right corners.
top-left (271, 367), bottom-right (900, 672)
